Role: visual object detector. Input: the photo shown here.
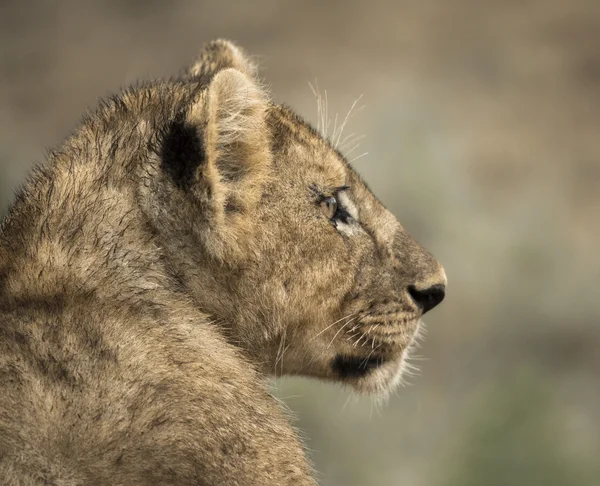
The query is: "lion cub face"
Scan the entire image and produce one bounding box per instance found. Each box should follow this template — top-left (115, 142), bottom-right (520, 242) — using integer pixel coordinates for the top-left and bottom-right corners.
top-left (248, 109), bottom-right (446, 395)
top-left (163, 41), bottom-right (446, 396)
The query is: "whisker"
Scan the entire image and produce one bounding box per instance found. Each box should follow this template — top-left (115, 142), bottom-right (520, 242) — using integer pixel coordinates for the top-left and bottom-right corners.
top-left (311, 312), bottom-right (357, 341)
top-left (338, 132), bottom-right (357, 148)
top-left (308, 80), bottom-right (323, 136)
top-left (327, 317), bottom-right (357, 349)
top-left (346, 332), bottom-right (360, 341)
top-left (359, 350), bottom-right (375, 369)
top-left (334, 94), bottom-right (363, 147)
top-left (324, 90), bottom-right (329, 137)
top-left (342, 143), bottom-right (361, 157)
top-left (340, 393), bottom-right (354, 414)
top-left (347, 323), bottom-right (360, 334)
top-left (280, 342), bottom-right (292, 375)
top-left (359, 343), bottom-right (382, 369)
top-left (369, 324), bottom-right (380, 333)
top-left (274, 323), bottom-right (288, 375)
top-left (353, 333), bottom-right (367, 348)
top-left (339, 133), bottom-right (366, 150)
top-left (348, 152), bottom-right (369, 164)
top-left (332, 113), bottom-right (339, 145)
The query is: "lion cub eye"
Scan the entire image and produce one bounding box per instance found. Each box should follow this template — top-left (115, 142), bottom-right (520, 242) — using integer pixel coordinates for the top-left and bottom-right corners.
top-left (321, 196), bottom-right (338, 220)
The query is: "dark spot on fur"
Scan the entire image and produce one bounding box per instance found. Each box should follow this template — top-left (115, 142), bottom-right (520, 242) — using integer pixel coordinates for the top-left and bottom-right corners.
top-left (3, 294), bottom-right (66, 313)
top-left (150, 415), bottom-right (170, 429)
top-left (332, 353), bottom-right (385, 379)
top-left (34, 356), bottom-right (77, 386)
top-left (0, 363), bottom-right (24, 386)
top-left (13, 330), bottom-right (29, 347)
top-left (161, 116), bottom-right (205, 190)
top-left (0, 268), bottom-right (7, 297)
top-left (224, 197), bottom-right (243, 213)
top-left (220, 162), bottom-right (247, 183)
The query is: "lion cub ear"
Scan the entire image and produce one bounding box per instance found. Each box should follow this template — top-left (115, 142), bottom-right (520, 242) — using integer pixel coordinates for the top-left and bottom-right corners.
top-left (186, 68), bottom-right (271, 219)
top-left (186, 39), bottom-right (258, 82)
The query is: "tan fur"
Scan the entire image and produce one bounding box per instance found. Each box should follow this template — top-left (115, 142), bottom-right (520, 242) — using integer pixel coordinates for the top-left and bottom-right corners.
top-left (0, 40), bottom-right (446, 485)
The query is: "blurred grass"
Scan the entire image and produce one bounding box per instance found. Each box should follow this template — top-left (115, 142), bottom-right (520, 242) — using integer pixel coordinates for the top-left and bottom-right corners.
top-left (442, 369), bottom-right (598, 486)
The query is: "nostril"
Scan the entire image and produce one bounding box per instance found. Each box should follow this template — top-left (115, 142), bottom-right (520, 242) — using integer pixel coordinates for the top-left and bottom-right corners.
top-left (408, 284), bottom-right (445, 314)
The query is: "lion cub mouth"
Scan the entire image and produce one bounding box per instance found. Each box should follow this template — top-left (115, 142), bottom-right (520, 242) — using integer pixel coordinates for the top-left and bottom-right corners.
top-left (354, 312), bottom-right (421, 348)
top-left (331, 314), bottom-right (422, 385)
top-left (332, 353), bottom-right (387, 379)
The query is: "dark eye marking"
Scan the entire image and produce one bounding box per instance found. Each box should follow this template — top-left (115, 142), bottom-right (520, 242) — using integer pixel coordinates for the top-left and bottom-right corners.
top-left (330, 204), bottom-right (353, 226)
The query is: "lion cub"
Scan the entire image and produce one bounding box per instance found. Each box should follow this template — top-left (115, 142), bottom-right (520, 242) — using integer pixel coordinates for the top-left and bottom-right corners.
top-left (0, 40), bottom-right (446, 485)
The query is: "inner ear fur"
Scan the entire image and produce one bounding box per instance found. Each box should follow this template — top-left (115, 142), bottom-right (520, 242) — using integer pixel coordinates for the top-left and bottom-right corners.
top-left (187, 67), bottom-right (271, 223)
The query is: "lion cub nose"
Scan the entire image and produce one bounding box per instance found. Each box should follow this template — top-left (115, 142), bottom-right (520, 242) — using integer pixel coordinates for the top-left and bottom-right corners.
top-left (408, 284), bottom-right (446, 314)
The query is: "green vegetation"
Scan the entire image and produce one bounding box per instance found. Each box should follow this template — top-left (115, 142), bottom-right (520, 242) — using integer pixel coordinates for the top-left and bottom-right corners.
top-left (443, 371), bottom-right (596, 486)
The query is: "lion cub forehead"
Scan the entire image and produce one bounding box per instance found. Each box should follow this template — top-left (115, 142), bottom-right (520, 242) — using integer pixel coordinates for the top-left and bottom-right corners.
top-left (269, 105), bottom-right (349, 188)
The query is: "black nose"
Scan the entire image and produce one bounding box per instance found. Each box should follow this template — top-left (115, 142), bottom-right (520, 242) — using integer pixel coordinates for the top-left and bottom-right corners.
top-left (408, 284), bottom-right (445, 314)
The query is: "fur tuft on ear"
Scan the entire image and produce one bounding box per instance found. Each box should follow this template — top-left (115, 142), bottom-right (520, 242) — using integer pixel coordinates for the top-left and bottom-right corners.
top-left (186, 39), bottom-right (258, 82)
top-left (185, 68), bottom-right (271, 247)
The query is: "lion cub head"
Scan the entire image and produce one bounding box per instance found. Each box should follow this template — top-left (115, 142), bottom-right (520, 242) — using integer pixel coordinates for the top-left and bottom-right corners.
top-left (149, 40), bottom-right (446, 396)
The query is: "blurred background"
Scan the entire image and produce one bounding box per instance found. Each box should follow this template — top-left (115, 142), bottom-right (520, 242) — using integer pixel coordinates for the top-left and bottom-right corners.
top-left (1, 1), bottom-right (598, 484)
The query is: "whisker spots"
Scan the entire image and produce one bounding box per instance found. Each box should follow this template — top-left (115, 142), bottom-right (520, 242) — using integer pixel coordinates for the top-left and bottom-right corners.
top-left (327, 317), bottom-right (358, 349)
